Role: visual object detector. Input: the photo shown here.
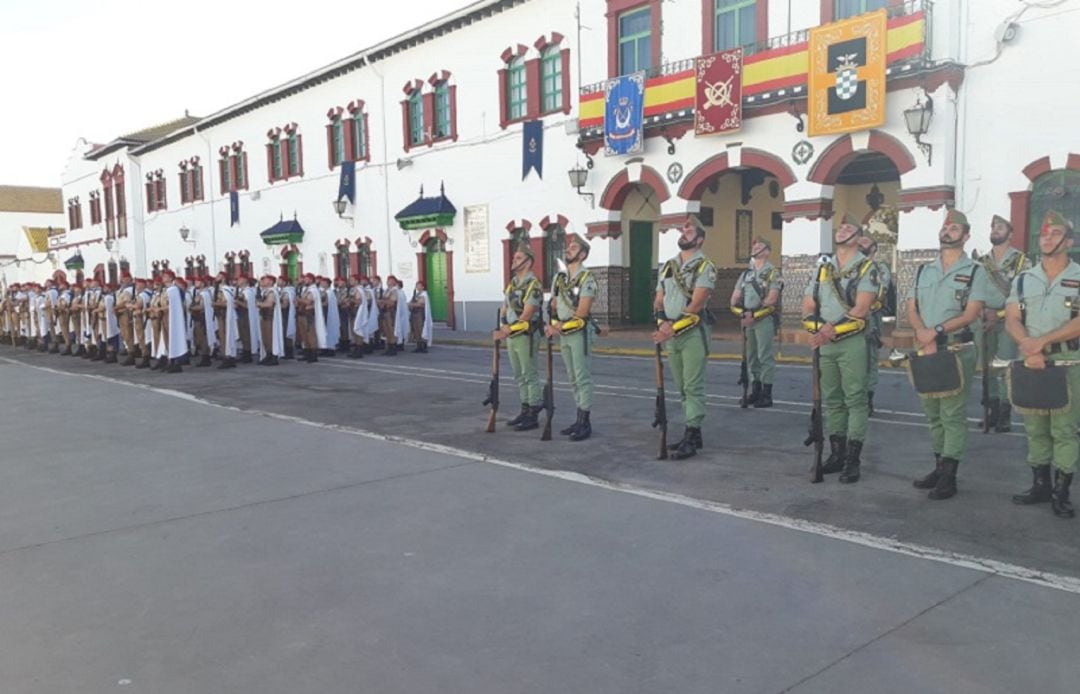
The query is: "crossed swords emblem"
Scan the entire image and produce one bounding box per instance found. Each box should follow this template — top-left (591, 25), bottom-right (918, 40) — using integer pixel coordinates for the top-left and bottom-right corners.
top-left (701, 74), bottom-right (735, 111)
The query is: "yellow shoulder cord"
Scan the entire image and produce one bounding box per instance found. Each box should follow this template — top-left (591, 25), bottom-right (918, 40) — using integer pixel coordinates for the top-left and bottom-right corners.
top-left (803, 263), bottom-right (831, 333)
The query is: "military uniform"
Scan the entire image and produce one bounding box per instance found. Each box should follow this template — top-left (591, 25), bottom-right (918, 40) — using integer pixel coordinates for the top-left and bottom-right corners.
top-left (657, 248), bottom-right (717, 458)
top-left (866, 258), bottom-right (892, 413)
top-left (552, 252), bottom-right (599, 440)
top-left (1008, 210), bottom-right (1079, 518)
top-left (908, 215), bottom-right (989, 500)
top-left (503, 270), bottom-right (543, 430)
top-left (803, 247), bottom-right (879, 482)
top-left (977, 243), bottom-right (1031, 431)
top-left (732, 259), bottom-right (782, 407)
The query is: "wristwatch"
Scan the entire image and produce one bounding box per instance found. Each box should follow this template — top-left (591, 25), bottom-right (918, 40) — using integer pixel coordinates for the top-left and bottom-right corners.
top-left (934, 324), bottom-right (945, 336)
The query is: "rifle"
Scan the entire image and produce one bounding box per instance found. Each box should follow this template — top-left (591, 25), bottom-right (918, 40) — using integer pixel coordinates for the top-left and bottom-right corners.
top-left (541, 300), bottom-right (555, 441)
top-left (981, 326), bottom-right (992, 433)
top-left (483, 309), bottom-right (501, 433)
top-left (805, 346), bottom-right (824, 483)
top-left (738, 318), bottom-right (749, 408)
top-left (652, 343), bottom-right (668, 460)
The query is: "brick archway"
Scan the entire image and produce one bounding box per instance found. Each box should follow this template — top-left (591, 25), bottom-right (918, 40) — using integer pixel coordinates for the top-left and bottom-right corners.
top-left (677, 147), bottom-right (797, 201)
top-left (599, 165), bottom-right (671, 211)
top-left (1010, 153), bottom-right (1080, 253)
top-left (807, 130), bottom-right (917, 185)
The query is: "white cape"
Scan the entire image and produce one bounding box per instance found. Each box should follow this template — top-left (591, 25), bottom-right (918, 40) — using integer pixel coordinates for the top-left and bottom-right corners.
top-left (416, 290), bottom-right (433, 343)
top-left (136, 289), bottom-right (152, 345)
top-left (200, 288), bottom-right (218, 350)
top-left (104, 294), bottom-right (120, 339)
top-left (165, 285), bottom-right (188, 358)
top-left (325, 287), bottom-right (341, 347)
top-left (363, 287), bottom-right (379, 339)
top-left (260, 288), bottom-right (285, 358)
top-left (220, 286), bottom-right (240, 357)
top-left (306, 285), bottom-right (327, 349)
top-left (283, 286), bottom-right (297, 339)
top-left (244, 286), bottom-right (261, 355)
top-left (392, 287), bottom-right (409, 343)
top-left (351, 288), bottom-right (369, 340)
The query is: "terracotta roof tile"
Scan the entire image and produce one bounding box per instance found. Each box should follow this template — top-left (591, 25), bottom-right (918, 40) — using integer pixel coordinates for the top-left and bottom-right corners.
top-left (0, 186), bottom-right (63, 214)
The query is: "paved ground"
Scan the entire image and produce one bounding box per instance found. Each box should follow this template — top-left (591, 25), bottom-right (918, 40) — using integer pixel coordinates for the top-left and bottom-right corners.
top-left (1, 341), bottom-right (1079, 692)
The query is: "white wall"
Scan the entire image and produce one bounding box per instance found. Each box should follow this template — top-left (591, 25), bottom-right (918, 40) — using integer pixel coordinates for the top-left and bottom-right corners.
top-left (0, 209), bottom-right (67, 285)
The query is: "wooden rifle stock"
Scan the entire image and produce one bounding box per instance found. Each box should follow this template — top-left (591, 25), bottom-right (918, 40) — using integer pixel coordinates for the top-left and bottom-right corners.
top-left (981, 328), bottom-right (991, 433)
top-left (806, 347), bottom-right (824, 483)
top-left (541, 305), bottom-right (555, 441)
top-left (483, 310), bottom-right (500, 433)
top-left (652, 343), bottom-right (668, 460)
top-left (738, 320), bottom-right (749, 408)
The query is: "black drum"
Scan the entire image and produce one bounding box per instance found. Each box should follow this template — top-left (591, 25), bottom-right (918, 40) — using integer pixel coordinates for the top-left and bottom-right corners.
top-left (1008, 362), bottom-right (1071, 415)
top-left (907, 350), bottom-right (964, 398)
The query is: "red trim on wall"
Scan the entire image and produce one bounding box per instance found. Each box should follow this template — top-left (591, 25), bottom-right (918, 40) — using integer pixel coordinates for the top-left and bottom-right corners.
top-left (1009, 190), bottom-right (1031, 253)
top-left (525, 58), bottom-right (542, 120)
top-left (606, 0), bottom-right (662, 78)
top-left (897, 186), bottom-right (955, 213)
top-left (422, 92), bottom-right (436, 146)
top-left (598, 165), bottom-right (671, 210)
top-left (539, 214), bottom-right (569, 230)
top-left (560, 48), bottom-right (572, 114)
top-left (400, 100), bottom-right (411, 152)
top-left (1022, 156), bottom-right (1053, 183)
top-left (449, 85), bottom-right (458, 142)
top-left (807, 130), bottom-right (917, 185)
top-left (498, 68), bottom-right (509, 129)
top-left (782, 198), bottom-right (834, 222)
top-left (585, 220), bottom-right (622, 240)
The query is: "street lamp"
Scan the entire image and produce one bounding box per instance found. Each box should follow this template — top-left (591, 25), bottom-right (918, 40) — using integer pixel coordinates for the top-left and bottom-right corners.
top-left (179, 224), bottom-right (195, 244)
top-left (904, 94), bottom-right (934, 166)
top-left (104, 238), bottom-right (114, 252)
top-left (568, 164), bottom-right (594, 208)
top-left (332, 198), bottom-right (348, 217)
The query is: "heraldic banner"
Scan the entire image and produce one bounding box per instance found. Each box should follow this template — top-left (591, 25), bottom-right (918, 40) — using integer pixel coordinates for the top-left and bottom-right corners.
top-left (808, 8), bottom-right (887, 137)
top-left (604, 71), bottom-right (645, 156)
top-left (694, 48), bottom-right (742, 136)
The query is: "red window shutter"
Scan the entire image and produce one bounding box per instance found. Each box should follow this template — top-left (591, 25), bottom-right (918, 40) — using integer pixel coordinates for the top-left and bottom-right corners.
top-left (362, 113), bottom-right (371, 162)
top-left (344, 119), bottom-right (355, 162)
top-left (326, 123), bottom-right (335, 170)
top-left (560, 48), bottom-right (572, 114)
top-left (449, 85), bottom-right (458, 141)
top-left (266, 143), bottom-right (275, 183)
top-left (179, 173), bottom-right (187, 204)
top-left (296, 134), bottom-right (304, 176)
top-left (400, 100), bottom-right (411, 152)
top-left (497, 68), bottom-right (509, 129)
top-left (146, 182), bottom-right (154, 212)
top-left (219, 160), bottom-right (227, 195)
top-left (157, 179), bottom-right (167, 210)
top-left (241, 152), bottom-right (249, 190)
top-left (422, 92), bottom-right (435, 145)
top-left (525, 58), bottom-right (541, 120)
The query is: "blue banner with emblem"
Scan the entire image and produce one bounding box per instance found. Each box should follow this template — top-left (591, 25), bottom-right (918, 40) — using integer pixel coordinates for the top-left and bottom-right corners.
top-left (603, 71), bottom-right (646, 156)
top-left (522, 120), bottom-right (543, 180)
top-left (229, 190), bottom-right (240, 226)
top-left (338, 159), bottom-right (356, 204)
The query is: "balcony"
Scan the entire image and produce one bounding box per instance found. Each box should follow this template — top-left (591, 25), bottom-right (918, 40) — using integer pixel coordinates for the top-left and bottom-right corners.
top-left (578, 0), bottom-right (933, 135)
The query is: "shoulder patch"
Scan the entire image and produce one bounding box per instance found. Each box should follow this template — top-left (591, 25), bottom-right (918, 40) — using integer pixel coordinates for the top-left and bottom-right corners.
top-left (1062, 279), bottom-right (1080, 289)
top-left (956, 274), bottom-right (972, 283)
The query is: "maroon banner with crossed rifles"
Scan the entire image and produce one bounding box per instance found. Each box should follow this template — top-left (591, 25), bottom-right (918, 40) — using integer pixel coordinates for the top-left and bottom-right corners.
top-left (694, 48), bottom-right (743, 137)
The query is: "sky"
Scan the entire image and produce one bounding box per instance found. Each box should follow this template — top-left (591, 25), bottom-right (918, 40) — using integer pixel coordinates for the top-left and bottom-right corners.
top-left (0, 0), bottom-right (478, 187)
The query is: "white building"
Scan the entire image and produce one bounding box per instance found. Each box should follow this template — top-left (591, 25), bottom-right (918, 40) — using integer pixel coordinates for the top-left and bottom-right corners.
top-left (58, 0), bottom-right (1080, 330)
top-left (0, 186), bottom-right (65, 287)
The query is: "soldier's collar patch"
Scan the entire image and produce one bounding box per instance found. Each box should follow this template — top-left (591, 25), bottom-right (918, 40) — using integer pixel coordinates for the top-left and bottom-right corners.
top-left (1061, 279), bottom-right (1080, 288)
top-left (956, 274), bottom-right (972, 283)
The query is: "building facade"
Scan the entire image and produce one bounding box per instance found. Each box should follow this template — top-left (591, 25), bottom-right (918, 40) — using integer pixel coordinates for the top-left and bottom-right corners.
top-left (0, 186), bottom-right (65, 286)
top-left (56, 0), bottom-right (1080, 330)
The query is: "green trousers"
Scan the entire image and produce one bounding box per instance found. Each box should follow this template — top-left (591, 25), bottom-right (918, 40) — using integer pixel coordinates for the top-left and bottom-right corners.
top-left (1022, 358), bottom-right (1080, 474)
top-left (746, 318), bottom-right (776, 385)
top-left (507, 332), bottom-right (541, 407)
top-left (918, 347), bottom-right (976, 461)
top-left (978, 319), bottom-right (1017, 400)
top-left (820, 335), bottom-right (870, 441)
top-left (559, 328), bottom-right (594, 410)
top-left (668, 326), bottom-right (709, 428)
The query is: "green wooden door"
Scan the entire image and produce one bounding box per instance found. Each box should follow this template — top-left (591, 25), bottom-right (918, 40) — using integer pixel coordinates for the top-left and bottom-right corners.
top-left (629, 221), bottom-right (654, 324)
top-left (425, 243), bottom-right (448, 322)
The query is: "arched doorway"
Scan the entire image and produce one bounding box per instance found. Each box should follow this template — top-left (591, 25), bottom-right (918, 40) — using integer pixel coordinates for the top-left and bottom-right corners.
top-left (831, 152), bottom-right (902, 271)
top-left (1027, 169), bottom-right (1080, 258)
top-left (417, 229), bottom-right (455, 328)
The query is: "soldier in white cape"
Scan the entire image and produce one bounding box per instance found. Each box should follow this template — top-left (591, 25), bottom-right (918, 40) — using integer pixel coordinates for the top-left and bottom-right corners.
top-left (243, 279), bottom-right (261, 360)
top-left (302, 277), bottom-right (328, 361)
top-left (257, 275), bottom-right (284, 365)
top-left (214, 273), bottom-right (241, 369)
top-left (409, 281), bottom-right (433, 353)
top-left (163, 274), bottom-right (189, 373)
top-left (386, 275), bottom-right (409, 356)
top-left (102, 284), bottom-right (121, 363)
top-left (278, 276), bottom-right (297, 359)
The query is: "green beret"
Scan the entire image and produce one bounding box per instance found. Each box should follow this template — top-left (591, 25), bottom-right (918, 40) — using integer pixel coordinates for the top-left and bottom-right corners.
top-left (839, 212), bottom-right (860, 227)
top-left (1042, 209), bottom-right (1075, 234)
top-left (991, 214), bottom-right (1012, 231)
top-left (566, 232), bottom-right (591, 254)
top-left (516, 243), bottom-right (535, 261)
top-left (944, 209), bottom-right (969, 227)
top-left (752, 236), bottom-right (771, 251)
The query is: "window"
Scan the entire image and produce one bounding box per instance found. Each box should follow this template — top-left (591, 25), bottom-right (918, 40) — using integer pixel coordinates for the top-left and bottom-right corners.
top-left (103, 178), bottom-right (116, 240)
top-left (541, 47), bottom-right (563, 114)
top-left (1028, 170), bottom-right (1080, 259)
top-left (219, 147), bottom-right (248, 194)
top-left (715, 0), bottom-right (756, 51)
top-left (327, 107), bottom-right (369, 168)
top-left (408, 91), bottom-right (425, 146)
top-left (505, 58), bottom-right (528, 121)
top-left (267, 128), bottom-right (302, 183)
top-left (434, 83), bottom-right (452, 139)
top-left (146, 172), bottom-right (167, 212)
top-left (357, 243), bottom-right (372, 277)
top-left (618, 7), bottom-right (652, 74)
top-left (351, 114), bottom-right (367, 160)
top-left (67, 198), bottom-right (83, 230)
top-left (330, 119), bottom-right (346, 167)
top-left (835, 0), bottom-right (889, 20)
top-left (179, 163), bottom-right (203, 204)
top-left (543, 225), bottom-right (565, 285)
top-left (114, 171), bottom-right (127, 238)
top-left (89, 191), bottom-right (102, 225)
top-left (271, 138), bottom-right (284, 180)
top-left (287, 134), bottom-right (301, 176)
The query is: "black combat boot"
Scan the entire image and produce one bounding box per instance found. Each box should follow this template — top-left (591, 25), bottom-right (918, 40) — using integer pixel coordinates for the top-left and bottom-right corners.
top-left (668, 426), bottom-right (703, 451)
top-left (743, 380), bottom-right (762, 407)
top-left (839, 440), bottom-right (863, 484)
top-left (307, 348), bottom-right (319, 363)
top-left (197, 354), bottom-right (212, 367)
top-left (868, 391), bottom-right (875, 418)
top-left (671, 427), bottom-right (701, 460)
top-left (240, 350), bottom-right (253, 364)
top-left (49, 340), bottom-right (59, 354)
top-left (419, 340), bottom-right (429, 353)
top-left (985, 398), bottom-right (1001, 431)
top-left (913, 454), bottom-right (942, 489)
top-left (166, 359), bottom-right (183, 373)
top-left (217, 357), bottom-right (237, 369)
top-left (1052, 470), bottom-right (1075, 519)
top-left (266, 355), bottom-right (279, 366)
top-left (570, 410), bottom-right (592, 442)
top-left (79, 344), bottom-right (90, 359)
top-left (154, 356), bottom-right (168, 371)
top-left (560, 409), bottom-right (583, 436)
top-left (514, 406), bottom-right (541, 432)
top-left (136, 354), bottom-right (150, 369)
top-left (1013, 465), bottom-right (1052, 505)
top-left (284, 341), bottom-right (295, 360)
top-left (821, 435), bottom-right (847, 474)
top-left (753, 383), bottom-right (773, 409)
top-left (507, 403), bottom-right (530, 427)
top-left (103, 350), bottom-right (118, 364)
top-left (995, 403), bottom-right (1012, 433)
top-left (928, 457), bottom-right (959, 500)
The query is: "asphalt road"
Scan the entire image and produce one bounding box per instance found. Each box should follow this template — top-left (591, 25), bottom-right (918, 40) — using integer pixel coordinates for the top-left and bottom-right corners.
top-left (1, 343), bottom-right (1078, 692)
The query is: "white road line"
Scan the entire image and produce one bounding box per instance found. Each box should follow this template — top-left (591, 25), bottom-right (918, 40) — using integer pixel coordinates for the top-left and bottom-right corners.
top-left (3, 356), bottom-right (1069, 595)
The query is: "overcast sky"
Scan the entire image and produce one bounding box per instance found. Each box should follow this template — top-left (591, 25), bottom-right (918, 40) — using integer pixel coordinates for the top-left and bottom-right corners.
top-left (0, 0), bottom-right (478, 188)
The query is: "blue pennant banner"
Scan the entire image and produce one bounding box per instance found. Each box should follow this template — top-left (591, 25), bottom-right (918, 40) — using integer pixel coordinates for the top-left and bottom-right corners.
top-left (604, 71), bottom-right (646, 156)
top-left (338, 159), bottom-right (356, 204)
top-left (229, 191), bottom-right (240, 227)
top-left (522, 120), bottom-right (544, 180)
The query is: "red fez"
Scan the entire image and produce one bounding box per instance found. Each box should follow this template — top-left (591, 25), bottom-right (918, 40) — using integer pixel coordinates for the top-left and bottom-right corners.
top-left (174, 277), bottom-right (188, 287)
top-left (387, 275), bottom-right (399, 284)
top-left (303, 272), bottom-right (315, 280)
top-left (120, 272), bottom-right (132, 280)
top-left (134, 277), bottom-right (147, 284)
top-left (351, 274), bottom-right (363, 281)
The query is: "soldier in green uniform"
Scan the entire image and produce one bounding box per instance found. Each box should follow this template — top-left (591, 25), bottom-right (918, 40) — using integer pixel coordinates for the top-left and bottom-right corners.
top-left (493, 245), bottom-right (543, 431)
top-left (546, 232), bottom-right (599, 441)
top-left (1005, 210), bottom-right (1080, 519)
top-left (802, 212), bottom-right (879, 484)
top-left (730, 237), bottom-right (782, 408)
top-left (977, 214), bottom-right (1031, 432)
top-left (907, 209), bottom-right (989, 500)
top-left (653, 218), bottom-right (717, 460)
top-left (856, 235), bottom-right (892, 417)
